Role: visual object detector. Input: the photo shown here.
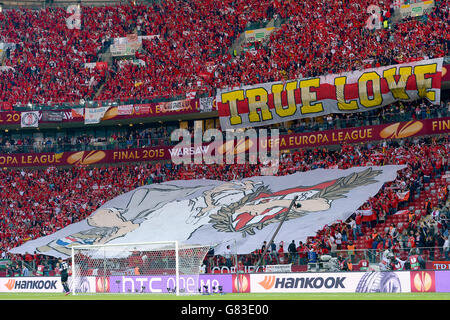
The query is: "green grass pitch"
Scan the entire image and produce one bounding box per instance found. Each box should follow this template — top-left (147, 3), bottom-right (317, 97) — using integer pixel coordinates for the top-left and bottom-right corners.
top-left (0, 292), bottom-right (449, 300)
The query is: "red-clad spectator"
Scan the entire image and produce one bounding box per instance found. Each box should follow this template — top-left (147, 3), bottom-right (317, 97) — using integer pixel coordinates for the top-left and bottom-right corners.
top-left (408, 231), bottom-right (416, 249)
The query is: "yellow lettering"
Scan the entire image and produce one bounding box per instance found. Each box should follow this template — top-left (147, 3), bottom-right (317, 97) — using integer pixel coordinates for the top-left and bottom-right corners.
top-left (260, 139), bottom-right (267, 148)
top-left (272, 138), bottom-right (279, 147)
top-left (302, 136), bottom-right (308, 145)
top-left (332, 132), bottom-right (337, 142)
top-left (344, 132), bottom-right (352, 140)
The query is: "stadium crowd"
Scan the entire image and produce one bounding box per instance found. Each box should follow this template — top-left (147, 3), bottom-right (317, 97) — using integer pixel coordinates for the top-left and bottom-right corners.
top-left (0, 0), bottom-right (448, 109)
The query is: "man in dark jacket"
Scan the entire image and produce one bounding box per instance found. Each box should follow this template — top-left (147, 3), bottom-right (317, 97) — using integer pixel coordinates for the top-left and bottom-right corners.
top-left (288, 240), bottom-right (297, 264)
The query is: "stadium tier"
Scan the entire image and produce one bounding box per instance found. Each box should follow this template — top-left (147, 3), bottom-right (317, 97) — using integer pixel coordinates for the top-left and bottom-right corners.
top-left (0, 0), bottom-right (447, 108)
top-left (0, 0), bottom-right (449, 295)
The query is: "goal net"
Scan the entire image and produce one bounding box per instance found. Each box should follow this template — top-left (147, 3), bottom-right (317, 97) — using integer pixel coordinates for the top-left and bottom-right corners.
top-left (71, 241), bottom-right (211, 295)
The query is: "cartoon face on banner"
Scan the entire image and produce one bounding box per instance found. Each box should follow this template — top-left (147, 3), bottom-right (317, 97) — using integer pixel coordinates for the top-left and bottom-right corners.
top-left (31, 167), bottom-right (387, 257)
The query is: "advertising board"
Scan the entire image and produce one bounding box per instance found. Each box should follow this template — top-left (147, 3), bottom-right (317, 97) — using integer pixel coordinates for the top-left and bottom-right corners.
top-left (250, 272), bottom-right (412, 293)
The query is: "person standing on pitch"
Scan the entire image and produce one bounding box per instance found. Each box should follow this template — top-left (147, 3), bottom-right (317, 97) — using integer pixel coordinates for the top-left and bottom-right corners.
top-left (57, 257), bottom-right (71, 295)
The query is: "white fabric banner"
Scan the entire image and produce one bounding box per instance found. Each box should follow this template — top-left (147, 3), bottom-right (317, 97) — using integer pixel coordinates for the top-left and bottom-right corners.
top-left (10, 166), bottom-right (405, 258)
top-left (84, 106), bottom-right (110, 124)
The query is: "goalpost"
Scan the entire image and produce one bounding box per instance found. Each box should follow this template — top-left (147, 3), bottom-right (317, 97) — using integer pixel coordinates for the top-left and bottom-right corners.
top-left (71, 241), bottom-right (211, 295)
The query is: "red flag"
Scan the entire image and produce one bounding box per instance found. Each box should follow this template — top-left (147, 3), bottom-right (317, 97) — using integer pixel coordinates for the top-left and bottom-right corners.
top-left (397, 191), bottom-right (410, 202)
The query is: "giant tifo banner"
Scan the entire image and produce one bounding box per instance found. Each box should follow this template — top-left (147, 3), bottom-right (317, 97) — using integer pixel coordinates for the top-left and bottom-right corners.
top-left (10, 165), bottom-right (404, 257)
top-left (110, 34), bottom-right (160, 57)
top-left (217, 58), bottom-right (444, 130)
top-left (0, 117), bottom-right (448, 168)
top-left (244, 27), bottom-right (277, 43)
